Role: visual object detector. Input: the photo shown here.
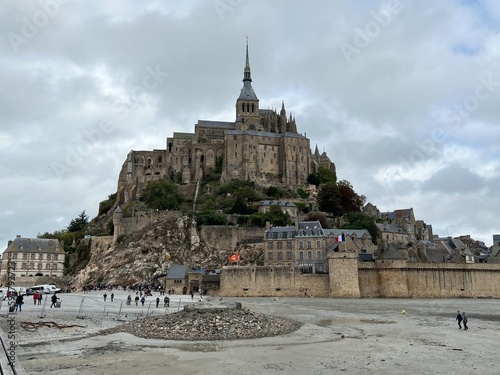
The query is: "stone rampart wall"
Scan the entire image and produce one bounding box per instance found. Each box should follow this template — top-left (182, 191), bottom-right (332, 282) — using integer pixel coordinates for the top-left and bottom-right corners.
top-left (221, 262), bottom-right (500, 298)
top-left (121, 210), bottom-right (182, 234)
top-left (199, 226), bottom-right (264, 251)
top-left (220, 266), bottom-right (329, 297)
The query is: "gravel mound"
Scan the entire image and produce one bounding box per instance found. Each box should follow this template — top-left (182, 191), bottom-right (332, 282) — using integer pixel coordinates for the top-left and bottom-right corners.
top-left (103, 305), bottom-right (302, 341)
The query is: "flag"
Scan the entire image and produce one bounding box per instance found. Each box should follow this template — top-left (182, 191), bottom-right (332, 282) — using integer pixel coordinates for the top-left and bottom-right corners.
top-left (229, 254), bottom-right (239, 262)
top-left (334, 233), bottom-right (345, 243)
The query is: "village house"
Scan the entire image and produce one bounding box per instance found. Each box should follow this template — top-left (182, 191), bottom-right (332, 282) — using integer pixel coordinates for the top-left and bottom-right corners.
top-left (0, 235), bottom-right (65, 281)
top-left (258, 200), bottom-right (298, 219)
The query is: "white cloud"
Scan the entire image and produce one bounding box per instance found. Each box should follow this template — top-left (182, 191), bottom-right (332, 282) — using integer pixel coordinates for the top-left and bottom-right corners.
top-left (1, 0), bottom-right (499, 247)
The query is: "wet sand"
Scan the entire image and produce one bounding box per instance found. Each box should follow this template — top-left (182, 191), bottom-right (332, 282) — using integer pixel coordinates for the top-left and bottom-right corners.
top-left (11, 296), bottom-right (500, 374)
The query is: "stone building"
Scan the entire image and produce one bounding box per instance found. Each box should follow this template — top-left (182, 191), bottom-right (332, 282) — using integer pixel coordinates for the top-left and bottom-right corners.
top-left (258, 200), bottom-right (298, 219)
top-left (264, 221), bottom-right (375, 274)
top-left (116, 42), bottom-right (335, 206)
top-left (0, 235), bottom-right (65, 280)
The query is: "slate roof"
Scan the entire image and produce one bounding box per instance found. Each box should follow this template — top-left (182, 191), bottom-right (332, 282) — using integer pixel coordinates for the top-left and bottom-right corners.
top-left (238, 80), bottom-right (258, 101)
top-left (197, 120), bottom-right (236, 129)
top-left (260, 200), bottom-right (297, 208)
top-left (166, 265), bottom-right (189, 279)
top-left (297, 221), bottom-right (325, 237)
top-left (377, 244), bottom-right (407, 260)
top-left (375, 223), bottom-right (408, 234)
top-left (5, 237), bottom-right (64, 254)
top-left (266, 226), bottom-right (296, 240)
top-left (324, 229), bottom-right (371, 239)
top-left (425, 248), bottom-right (451, 263)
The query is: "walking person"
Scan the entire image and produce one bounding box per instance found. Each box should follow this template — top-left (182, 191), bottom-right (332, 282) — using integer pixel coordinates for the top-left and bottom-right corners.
top-left (156, 297), bottom-right (160, 308)
top-left (140, 296), bottom-right (145, 306)
top-left (15, 294), bottom-right (24, 312)
top-left (455, 310), bottom-right (463, 329)
top-left (50, 294), bottom-right (58, 308)
top-left (462, 312), bottom-right (468, 330)
top-left (37, 293), bottom-right (42, 305)
top-left (134, 295), bottom-right (139, 306)
top-left (103, 293), bottom-right (107, 302)
top-left (110, 293), bottom-right (114, 302)
top-left (33, 293), bottom-right (38, 305)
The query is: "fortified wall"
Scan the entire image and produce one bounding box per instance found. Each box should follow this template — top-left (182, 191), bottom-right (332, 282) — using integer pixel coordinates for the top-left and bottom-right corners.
top-left (199, 225), bottom-right (264, 251)
top-left (220, 255), bottom-right (500, 298)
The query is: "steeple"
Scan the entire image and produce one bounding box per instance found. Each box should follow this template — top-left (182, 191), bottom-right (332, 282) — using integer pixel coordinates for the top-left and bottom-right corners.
top-left (236, 37), bottom-right (260, 130)
top-left (243, 37), bottom-right (252, 82)
top-left (237, 37), bottom-right (258, 101)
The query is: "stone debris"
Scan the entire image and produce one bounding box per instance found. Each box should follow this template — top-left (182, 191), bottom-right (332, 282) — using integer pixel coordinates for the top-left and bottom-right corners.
top-left (102, 304), bottom-right (301, 341)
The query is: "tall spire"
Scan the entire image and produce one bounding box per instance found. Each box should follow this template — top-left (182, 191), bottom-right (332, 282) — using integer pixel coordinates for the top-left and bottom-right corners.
top-left (243, 36), bottom-right (252, 82)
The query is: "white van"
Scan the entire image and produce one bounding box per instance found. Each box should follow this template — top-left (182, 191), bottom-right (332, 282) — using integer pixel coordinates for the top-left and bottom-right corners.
top-left (30, 284), bottom-right (61, 294)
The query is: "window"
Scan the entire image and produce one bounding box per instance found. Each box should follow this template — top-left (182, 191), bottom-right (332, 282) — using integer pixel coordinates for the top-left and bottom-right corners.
top-left (316, 250), bottom-right (322, 259)
top-left (287, 252), bottom-right (292, 260)
top-left (287, 242), bottom-right (292, 249)
top-left (54, 254), bottom-right (58, 260)
top-left (307, 241), bottom-right (312, 249)
top-left (23, 253), bottom-right (27, 260)
top-left (277, 242), bottom-right (283, 249)
top-left (268, 252), bottom-right (274, 260)
top-left (47, 254), bottom-right (51, 260)
top-left (31, 253), bottom-right (35, 260)
top-left (37, 263), bottom-right (42, 270)
top-left (307, 251), bottom-right (312, 259)
top-left (21, 263), bottom-right (26, 269)
top-left (299, 241), bottom-right (303, 249)
top-left (317, 241), bottom-right (321, 248)
top-left (38, 254), bottom-right (43, 260)
top-left (277, 252), bottom-right (282, 261)
top-left (268, 242), bottom-right (273, 249)
top-left (299, 251), bottom-right (304, 260)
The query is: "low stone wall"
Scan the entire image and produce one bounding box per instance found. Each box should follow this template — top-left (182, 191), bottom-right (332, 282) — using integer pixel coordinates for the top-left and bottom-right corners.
top-left (220, 266), bottom-right (329, 297)
top-left (220, 262), bottom-right (500, 299)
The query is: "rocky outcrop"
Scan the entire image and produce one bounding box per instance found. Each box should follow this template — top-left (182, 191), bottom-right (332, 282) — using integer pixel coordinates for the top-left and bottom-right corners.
top-left (72, 216), bottom-right (226, 288)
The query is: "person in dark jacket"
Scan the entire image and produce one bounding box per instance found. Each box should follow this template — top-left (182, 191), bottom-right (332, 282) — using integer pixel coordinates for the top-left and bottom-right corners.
top-left (455, 310), bottom-right (463, 329)
top-left (462, 312), bottom-right (468, 330)
top-left (50, 293), bottom-right (58, 308)
top-left (15, 294), bottom-right (24, 312)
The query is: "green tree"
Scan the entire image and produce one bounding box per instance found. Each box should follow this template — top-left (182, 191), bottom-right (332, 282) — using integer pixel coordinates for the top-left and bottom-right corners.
top-left (266, 186), bottom-right (282, 198)
top-left (264, 205), bottom-right (292, 227)
top-left (317, 181), bottom-right (342, 215)
top-left (67, 211), bottom-right (89, 232)
top-left (230, 195), bottom-right (248, 214)
top-left (317, 167), bottom-right (337, 184)
top-left (307, 173), bottom-right (320, 187)
top-left (342, 212), bottom-right (376, 244)
top-left (140, 179), bottom-right (184, 210)
top-left (195, 211), bottom-right (228, 226)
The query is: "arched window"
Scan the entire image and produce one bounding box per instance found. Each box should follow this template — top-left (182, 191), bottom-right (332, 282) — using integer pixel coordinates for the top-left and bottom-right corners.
top-left (307, 251), bottom-right (312, 259)
top-left (316, 250), bottom-right (322, 259)
top-left (158, 156), bottom-right (163, 164)
top-left (299, 251), bottom-right (304, 260)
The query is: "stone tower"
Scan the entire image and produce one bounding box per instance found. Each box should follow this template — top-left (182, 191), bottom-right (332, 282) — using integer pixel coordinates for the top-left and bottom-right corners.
top-left (328, 244), bottom-right (361, 298)
top-left (112, 206), bottom-right (123, 244)
top-left (235, 38), bottom-right (261, 131)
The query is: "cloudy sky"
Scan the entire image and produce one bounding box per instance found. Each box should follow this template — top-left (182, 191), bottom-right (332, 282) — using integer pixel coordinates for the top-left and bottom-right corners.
top-left (1, 0), bottom-right (499, 249)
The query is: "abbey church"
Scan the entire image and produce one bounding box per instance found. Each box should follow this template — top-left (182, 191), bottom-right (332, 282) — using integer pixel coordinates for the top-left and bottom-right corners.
top-left (116, 43), bottom-right (335, 205)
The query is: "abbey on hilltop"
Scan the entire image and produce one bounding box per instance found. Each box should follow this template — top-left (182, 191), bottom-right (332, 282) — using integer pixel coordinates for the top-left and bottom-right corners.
top-left (116, 42), bottom-right (335, 205)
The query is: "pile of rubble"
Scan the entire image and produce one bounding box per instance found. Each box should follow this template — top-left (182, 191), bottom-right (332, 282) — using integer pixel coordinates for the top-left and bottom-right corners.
top-left (103, 302), bottom-right (301, 340)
